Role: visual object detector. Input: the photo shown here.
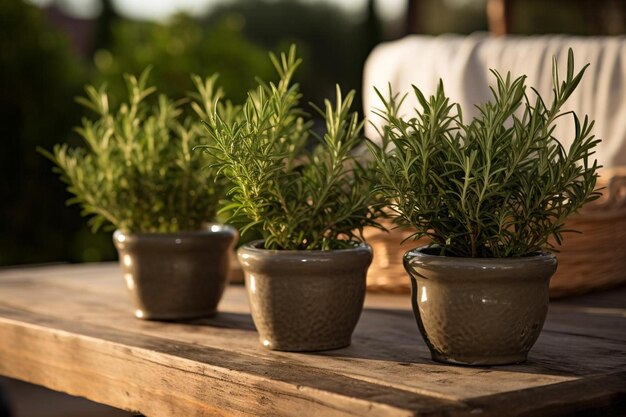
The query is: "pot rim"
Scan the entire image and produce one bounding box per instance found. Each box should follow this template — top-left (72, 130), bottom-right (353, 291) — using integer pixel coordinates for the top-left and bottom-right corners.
top-left (239, 239), bottom-right (371, 256)
top-left (404, 245), bottom-right (557, 280)
top-left (113, 223), bottom-right (237, 242)
top-left (405, 244), bottom-right (556, 263)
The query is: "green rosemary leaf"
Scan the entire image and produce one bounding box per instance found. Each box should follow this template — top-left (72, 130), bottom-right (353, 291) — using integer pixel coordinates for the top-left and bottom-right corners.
top-left (202, 46), bottom-right (383, 250)
top-left (42, 70), bottom-right (228, 233)
top-left (369, 48), bottom-right (601, 258)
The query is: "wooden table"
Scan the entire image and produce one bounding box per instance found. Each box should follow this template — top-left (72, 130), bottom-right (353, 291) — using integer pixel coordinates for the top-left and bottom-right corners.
top-left (0, 264), bottom-right (624, 417)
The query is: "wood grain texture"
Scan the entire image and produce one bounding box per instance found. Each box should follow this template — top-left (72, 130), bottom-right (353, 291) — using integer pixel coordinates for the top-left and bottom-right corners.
top-left (0, 263), bottom-right (625, 416)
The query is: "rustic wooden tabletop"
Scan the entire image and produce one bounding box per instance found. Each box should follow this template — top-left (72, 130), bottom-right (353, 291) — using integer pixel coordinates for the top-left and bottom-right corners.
top-left (0, 263), bottom-right (624, 417)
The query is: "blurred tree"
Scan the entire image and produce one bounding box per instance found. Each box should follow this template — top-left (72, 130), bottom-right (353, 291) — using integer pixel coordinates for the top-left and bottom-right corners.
top-left (0, 1), bottom-right (116, 266)
top-left (361, 0), bottom-right (383, 67)
top-left (412, 0), bottom-right (625, 36)
top-left (204, 0), bottom-right (377, 112)
top-left (93, 14), bottom-right (274, 103)
top-left (91, 0), bottom-right (120, 53)
top-left (507, 0), bottom-right (625, 35)
top-left (420, 0), bottom-right (488, 35)
top-left (1, 0), bottom-right (386, 265)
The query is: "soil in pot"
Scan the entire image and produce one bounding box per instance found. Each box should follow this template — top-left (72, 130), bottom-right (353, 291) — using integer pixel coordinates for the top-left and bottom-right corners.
top-left (238, 240), bottom-right (373, 352)
top-left (403, 246), bottom-right (557, 366)
top-left (113, 224), bottom-right (238, 320)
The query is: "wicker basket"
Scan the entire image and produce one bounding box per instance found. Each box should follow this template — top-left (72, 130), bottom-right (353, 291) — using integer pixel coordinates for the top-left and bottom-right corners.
top-left (365, 168), bottom-right (626, 298)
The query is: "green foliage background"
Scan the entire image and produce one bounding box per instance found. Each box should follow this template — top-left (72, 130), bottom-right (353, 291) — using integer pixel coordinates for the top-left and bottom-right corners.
top-left (204, 0), bottom-right (379, 112)
top-left (0, 1), bottom-right (90, 265)
top-left (92, 15), bottom-right (274, 104)
top-left (0, 0), bottom-right (381, 265)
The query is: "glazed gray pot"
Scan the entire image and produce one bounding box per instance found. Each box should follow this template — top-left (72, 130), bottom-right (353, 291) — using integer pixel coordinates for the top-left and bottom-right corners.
top-left (113, 225), bottom-right (237, 320)
top-left (238, 241), bottom-right (373, 351)
top-left (403, 246), bottom-right (557, 366)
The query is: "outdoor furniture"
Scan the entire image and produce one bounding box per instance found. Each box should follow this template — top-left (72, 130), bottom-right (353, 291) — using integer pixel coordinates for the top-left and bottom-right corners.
top-left (364, 34), bottom-right (626, 168)
top-left (0, 263), bottom-right (624, 416)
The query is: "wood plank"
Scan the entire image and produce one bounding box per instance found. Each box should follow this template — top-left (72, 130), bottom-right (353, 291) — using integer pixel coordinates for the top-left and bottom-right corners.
top-left (0, 308), bottom-right (462, 417)
top-left (0, 266), bottom-right (620, 380)
top-left (465, 371), bottom-right (626, 417)
top-left (0, 275), bottom-right (585, 398)
top-left (0, 264), bottom-right (625, 417)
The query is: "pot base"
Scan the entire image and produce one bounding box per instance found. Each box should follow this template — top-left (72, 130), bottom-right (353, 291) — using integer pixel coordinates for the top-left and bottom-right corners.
top-left (431, 352), bottom-right (528, 366)
top-left (135, 309), bottom-right (217, 321)
top-left (404, 245), bottom-right (557, 367)
top-left (114, 227), bottom-right (238, 321)
top-left (239, 240), bottom-right (372, 354)
top-left (260, 337), bottom-right (351, 352)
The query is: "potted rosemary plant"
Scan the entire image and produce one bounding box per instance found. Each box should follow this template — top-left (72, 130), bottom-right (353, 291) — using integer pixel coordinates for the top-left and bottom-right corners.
top-left (43, 70), bottom-right (237, 320)
top-left (367, 49), bottom-right (601, 365)
top-left (202, 47), bottom-right (382, 351)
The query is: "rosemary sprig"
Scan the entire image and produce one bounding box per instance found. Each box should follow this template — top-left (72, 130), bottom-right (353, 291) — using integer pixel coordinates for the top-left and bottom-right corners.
top-left (367, 49), bottom-right (601, 257)
top-left (41, 69), bottom-right (228, 233)
top-left (201, 46), bottom-right (383, 250)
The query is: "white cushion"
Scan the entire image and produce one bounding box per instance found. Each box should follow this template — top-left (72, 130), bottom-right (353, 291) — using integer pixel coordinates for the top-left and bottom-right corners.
top-left (363, 33), bottom-right (626, 167)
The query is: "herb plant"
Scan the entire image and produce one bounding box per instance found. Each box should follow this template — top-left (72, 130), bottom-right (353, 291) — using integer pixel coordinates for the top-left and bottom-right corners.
top-left (201, 46), bottom-right (382, 250)
top-left (42, 70), bottom-right (227, 233)
top-left (367, 49), bottom-right (601, 258)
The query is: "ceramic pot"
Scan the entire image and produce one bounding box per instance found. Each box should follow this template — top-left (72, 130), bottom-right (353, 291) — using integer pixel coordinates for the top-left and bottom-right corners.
top-left (238, 241), bottom-right (373, 351)
top-left (113, 225), bottom-right (238, 320)
top-left (403, 246), bottom-right (557, 365)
